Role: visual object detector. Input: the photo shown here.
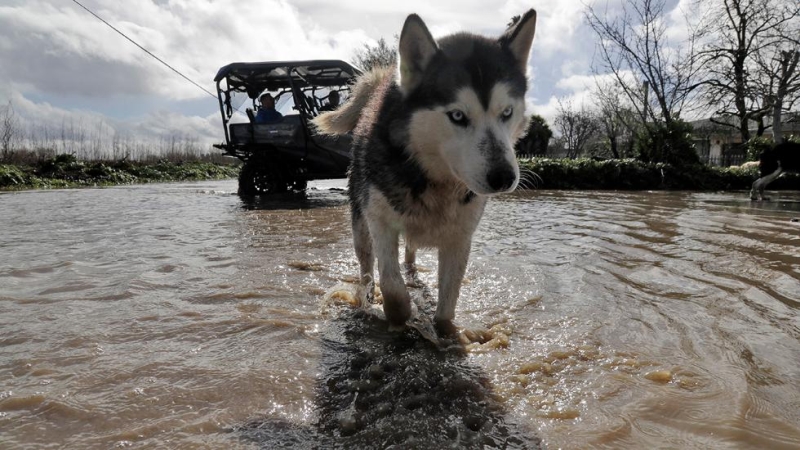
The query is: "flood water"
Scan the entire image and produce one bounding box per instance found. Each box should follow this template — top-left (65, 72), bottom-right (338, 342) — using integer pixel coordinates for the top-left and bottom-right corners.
top-left (1, 180), bottom-right (799, 449)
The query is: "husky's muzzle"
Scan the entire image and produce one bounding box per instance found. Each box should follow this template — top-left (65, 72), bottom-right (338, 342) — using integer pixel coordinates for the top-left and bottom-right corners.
top-left (486, 165), bottom-right (517, 192)
top-left (478, 131), bottom-right (518, 193)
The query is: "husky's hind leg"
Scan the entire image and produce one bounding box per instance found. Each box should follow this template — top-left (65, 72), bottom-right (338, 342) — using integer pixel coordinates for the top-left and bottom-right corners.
top-left (750, 178), bottom-right (762, 201)
top-left (403, 242), bottom-right (424, 289)
top-left (404, 242), bottom-right (417, 275)
top-left (352, 208), bottom-right (374, 303)
top-left (369, 220), bottom-right (412, 327)
top-left (434, 238), bottom-right (471, 334)
top-left (404, 243), bottom-right (416, 267)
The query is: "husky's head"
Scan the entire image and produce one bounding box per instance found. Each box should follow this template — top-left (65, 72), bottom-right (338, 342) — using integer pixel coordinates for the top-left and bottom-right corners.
top-left (398, 10), bottom-right (537, 195)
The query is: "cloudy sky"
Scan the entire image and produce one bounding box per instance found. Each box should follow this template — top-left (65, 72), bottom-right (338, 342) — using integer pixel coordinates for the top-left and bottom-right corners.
top-left (0, 0), bottom-right (687, 148)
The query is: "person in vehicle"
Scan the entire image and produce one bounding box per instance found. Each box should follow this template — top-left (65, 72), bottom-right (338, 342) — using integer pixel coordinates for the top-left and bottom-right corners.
top-left (255, 93), bottom-right (283, 124)
top-left (319, 90), bottom-right (340, 112)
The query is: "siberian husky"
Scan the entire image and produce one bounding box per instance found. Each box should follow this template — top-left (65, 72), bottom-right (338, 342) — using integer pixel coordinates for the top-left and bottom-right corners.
top-left (314, 10), bottom-right (537, 330)
top-left (750, 141), bottom-right (800, 201)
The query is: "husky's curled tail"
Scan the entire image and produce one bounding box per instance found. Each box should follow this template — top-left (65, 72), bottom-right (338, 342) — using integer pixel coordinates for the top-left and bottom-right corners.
top-left (313, 66), bottom-right (394, 135)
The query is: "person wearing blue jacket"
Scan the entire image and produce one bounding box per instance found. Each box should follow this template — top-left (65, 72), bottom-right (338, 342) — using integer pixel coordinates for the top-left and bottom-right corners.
top-left (255, 93), bottom-right (283, 124)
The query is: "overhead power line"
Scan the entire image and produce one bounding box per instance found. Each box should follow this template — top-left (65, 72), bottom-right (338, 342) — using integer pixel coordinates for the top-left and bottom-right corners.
top-left (70, 0), bottom-right (217, 100)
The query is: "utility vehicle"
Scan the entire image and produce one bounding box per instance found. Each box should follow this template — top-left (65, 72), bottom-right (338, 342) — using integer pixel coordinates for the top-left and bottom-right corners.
top-left (213, 60), bottom-right (360, 195)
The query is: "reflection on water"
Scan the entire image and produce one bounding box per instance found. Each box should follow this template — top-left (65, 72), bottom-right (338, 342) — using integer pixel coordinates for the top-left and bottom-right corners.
top-left (1, 182), bottom-right (799, 449)
top-left (239, 186), bottom-right (348, 211)
top-left (239, 302), bottom-right (540, 449)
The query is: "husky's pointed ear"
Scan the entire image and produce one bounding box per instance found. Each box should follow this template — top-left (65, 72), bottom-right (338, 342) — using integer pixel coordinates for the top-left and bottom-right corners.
top-left (398, 14), bottom-right (438, 94)
top-left (499, 9), bottom-right (537, 73)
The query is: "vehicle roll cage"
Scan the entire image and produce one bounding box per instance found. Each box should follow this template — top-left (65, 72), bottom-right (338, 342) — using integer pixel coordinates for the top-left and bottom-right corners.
top-left (213, 60), bottom-right (361, 146)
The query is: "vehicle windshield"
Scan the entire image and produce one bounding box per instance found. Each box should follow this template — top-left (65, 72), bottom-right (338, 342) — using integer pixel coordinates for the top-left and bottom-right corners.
top-left (275, 94), bottom-right (296, 115)
top-left (215, 61), bottom-right (359, 127)
top-left (226, 88), bottom-right (250, 123)
top-left (255, 87), bottom-right (348, 117)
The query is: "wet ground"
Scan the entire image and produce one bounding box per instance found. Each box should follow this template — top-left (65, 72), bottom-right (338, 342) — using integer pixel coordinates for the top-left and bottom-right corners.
top-left (1, 180), bottom-right (799, 449)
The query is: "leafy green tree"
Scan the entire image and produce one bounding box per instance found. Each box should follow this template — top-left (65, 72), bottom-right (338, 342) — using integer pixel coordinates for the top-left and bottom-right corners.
top-left (515, 114), bottom-right (552, 158)
top-left (635, 119), bottom-right (700, 166)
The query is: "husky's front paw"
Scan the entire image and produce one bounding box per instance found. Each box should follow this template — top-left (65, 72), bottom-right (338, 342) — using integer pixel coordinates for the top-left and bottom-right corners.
top-left (434, 318), bottom-right (459, 337)
top-left (382, 291), bottom-right (412, 327)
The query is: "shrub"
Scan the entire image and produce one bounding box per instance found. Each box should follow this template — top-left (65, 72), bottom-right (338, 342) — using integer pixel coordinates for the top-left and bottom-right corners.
top-left (0, 164), bottom-right (29, 187)
top-left (745, 137), bottom-right (772, 162)
top-left (36, 153), bottom-right (86, 180)
top-left (1, 156), bottom-right (240, 190)
top-left (517, 157), bottom-right (800, 191)
top-left (635, 120), bottom-right (699, 167)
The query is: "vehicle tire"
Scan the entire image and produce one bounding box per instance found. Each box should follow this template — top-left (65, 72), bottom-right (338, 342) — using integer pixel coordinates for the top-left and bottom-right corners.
top-left (289, 176), bottom-right (308, 192)
top-left (238, 157), bottom-right (289, 196)
top-left (281, 164), bottom-right (307, 193)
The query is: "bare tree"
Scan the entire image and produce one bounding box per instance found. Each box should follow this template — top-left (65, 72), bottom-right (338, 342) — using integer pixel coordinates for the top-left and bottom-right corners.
top-left (586, 0), bottom-right (704, 126)
top-left (352, 37), bottom-right (397, 71)
top-left (697, 0), bottom-right (800, 142)
top-left (772, 50), bottom-right (800, 141)
top-left (754, 48), bottom-right (800, 142)
top-left (554, 98), bottom-right (598, 158)
top-left (1, 101), bottom-right (20, 161)
top-left (592, 80), bottom-right (641, 158)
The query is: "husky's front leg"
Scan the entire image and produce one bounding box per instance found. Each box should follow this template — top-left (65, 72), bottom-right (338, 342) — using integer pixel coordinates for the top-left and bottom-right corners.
top-left (434, 238), bottom-right (471, 327)
top-left (751, 167), bottom-right (783, 201)
top-left (352, 209), bottom-right (374, 303)
top-left (370, 223), bottom-right (412, 326)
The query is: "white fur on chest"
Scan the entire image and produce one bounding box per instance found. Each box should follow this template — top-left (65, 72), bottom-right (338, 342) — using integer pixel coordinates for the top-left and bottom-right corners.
top-left (365, 185), bottom-right (486, 248)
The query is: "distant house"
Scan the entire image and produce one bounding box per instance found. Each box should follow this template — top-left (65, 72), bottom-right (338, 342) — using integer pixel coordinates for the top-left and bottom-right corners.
top-left (690, 113), bottom-right (800, 166)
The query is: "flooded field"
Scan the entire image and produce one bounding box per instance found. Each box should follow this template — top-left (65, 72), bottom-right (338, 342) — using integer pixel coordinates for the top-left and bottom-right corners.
top-left (1, 180), bottom-right (799, 449)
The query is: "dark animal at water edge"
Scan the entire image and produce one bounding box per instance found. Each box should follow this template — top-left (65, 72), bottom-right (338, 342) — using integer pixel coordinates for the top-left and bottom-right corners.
top-left (750, 141), bottom-right (800, 201)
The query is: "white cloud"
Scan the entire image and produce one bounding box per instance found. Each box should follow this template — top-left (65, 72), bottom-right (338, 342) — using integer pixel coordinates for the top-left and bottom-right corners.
top-left (6, 89), bottom-right (220, 152)
top-left (0, 0), bottom-right (378, 101)
top-left (2, 0), bottom-right (685, 153)
top-left (504, 0), bottom-right (588, 58)
top-left (532, 70), bottom-right (642, 127)
top-left (556, 74), bottom-right (598, 93)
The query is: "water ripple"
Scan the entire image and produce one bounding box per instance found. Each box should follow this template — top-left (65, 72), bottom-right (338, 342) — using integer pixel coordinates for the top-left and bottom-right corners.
top-left (1, 183), bottom-right (799, 448)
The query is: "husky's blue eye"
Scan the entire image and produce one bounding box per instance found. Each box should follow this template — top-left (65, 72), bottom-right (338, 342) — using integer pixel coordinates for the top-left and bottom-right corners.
top-left (501, 106), bottom-right (513, 120)
top-left (447, 109), bottom-right (469, 126)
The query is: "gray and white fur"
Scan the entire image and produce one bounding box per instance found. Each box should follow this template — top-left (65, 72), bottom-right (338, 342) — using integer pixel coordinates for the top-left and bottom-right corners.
top-left (314, 10), bottom-right (537, 329)
top-left (750, 141), bottom-right (800, 201)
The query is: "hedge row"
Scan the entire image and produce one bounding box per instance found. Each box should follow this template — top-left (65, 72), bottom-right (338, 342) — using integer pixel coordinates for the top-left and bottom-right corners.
top-left (4, 155), bottom-right (799, 192)
top-left (518, 158), bottom-right (800, 191)
top-left (0, 154), bottom-right (240, 190)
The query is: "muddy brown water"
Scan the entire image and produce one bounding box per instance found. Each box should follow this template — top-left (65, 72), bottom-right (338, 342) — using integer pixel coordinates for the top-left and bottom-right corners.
top-left (1, 180), bottom-right (799, 449)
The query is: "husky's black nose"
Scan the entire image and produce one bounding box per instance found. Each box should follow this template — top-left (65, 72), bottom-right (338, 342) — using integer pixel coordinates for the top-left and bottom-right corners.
top-left (487, 167), bottom-right (516, 191)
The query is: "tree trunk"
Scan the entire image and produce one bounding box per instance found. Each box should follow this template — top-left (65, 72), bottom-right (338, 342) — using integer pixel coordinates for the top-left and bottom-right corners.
top-left (772, 50), bottom-right (800, 144)
top-left (772, 99), bottom-right (783, 143)
top-left (756, 115), bottom-right (766, 137)
top-left (609, 136), bottom-right (620, 159)
top-left (739, 115), bottom-right (750, 143)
